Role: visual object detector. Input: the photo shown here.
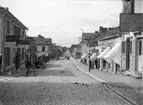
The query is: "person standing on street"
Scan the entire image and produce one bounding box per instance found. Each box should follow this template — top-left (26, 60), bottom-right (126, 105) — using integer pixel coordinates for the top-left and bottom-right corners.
top-left (25, 58), bottom-right (31, 76)
top-left (89, 58), bottom-right (92, 72)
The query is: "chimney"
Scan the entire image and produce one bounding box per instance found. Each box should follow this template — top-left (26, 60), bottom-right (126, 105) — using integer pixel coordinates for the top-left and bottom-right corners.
top-left (99, 26), bottom-right (107, 33)
top-left (38, 34), bottom-right (44, 38)
top-left (122, 0), bottom-right (134, 13)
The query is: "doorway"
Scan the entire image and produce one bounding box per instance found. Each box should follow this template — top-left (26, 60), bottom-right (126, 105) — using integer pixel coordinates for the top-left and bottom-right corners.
top-left (16, 48), bottom-right (21, 71)
top-left (126, 38), bottom-right (131, 70)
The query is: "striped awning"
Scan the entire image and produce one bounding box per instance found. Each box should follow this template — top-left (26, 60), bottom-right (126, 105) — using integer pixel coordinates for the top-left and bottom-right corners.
top-left (90, 53), bottom-right (97, 60)
top-left (81, 54), bottom-right (88, 59)
top-left (104, 42), bottom-right (121, 65)
top-left (97, 47), bottom-right (110, 59)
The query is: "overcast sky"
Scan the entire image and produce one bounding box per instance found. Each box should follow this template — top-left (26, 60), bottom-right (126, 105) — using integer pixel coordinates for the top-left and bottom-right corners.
top-left (1, 0), bottom-right (123, 47)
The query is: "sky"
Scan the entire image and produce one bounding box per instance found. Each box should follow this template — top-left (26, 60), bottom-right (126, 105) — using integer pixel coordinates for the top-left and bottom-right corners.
top-left (0, 0), bottom-right (123, 47)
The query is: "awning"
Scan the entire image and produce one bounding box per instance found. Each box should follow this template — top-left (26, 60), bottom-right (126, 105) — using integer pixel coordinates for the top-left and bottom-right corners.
top-left (104, 42), bottom-right (121, 65)
top-left (81, 54), bottom-right (88, 59)
top-left (16, 40), bottom-right (30, 45)
top-left (90, 53), bottom-right (97, 60)
top-left (97, 47), bottom-right (110, 58)
top-left (6, 36), bottom-right (19, 42)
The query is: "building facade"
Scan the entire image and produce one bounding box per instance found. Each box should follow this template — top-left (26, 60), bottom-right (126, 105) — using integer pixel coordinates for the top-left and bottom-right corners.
top-left (121, 0), bottom-right (143, 76)
top-left (0, 7), bottom-right (28, 75)
top-left (29, 35), bottom-right (51, 59)
top-left (97, 27), bottom-right (121, 73)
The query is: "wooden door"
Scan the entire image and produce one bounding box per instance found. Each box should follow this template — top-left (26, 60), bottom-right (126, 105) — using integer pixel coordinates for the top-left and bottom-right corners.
top-left (126, 38), bottom-right (130, 70)
top-left (16, 48), bottom-right (21, 70)
top-left (137, 38), bottom-right (143, 73)
top-left (121, 41), bottom-right (126, 71)
top-left (129, 38), bottom-right (136, 71)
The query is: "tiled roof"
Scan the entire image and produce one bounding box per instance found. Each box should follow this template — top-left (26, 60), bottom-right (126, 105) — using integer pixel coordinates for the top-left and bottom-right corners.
top-left (45, 38), bottom-right (52, 44)
top-left (29, 37), bottom-right (49, 45)
top-left (96, 27), bottom-right (119, 41)
top-left (82, 33), bottom-right (95, 41)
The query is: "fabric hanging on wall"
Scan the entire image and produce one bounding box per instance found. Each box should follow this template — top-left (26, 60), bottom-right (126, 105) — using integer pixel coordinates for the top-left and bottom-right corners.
top-left (90, 53), bottom-right (97, 61)
top-left (104, 42), bottom-right (121, 65)
top-left (81, 53), bottom-right (87, 59)
top-left (97, 47), bottom-right (110, 59)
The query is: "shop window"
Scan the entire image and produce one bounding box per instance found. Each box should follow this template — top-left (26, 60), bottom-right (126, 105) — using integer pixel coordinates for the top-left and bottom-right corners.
top-left (139, 41), bottom-right (142, 55)
top-left (122, 41), bottom-right (126, 53)
top-left (6, 20), bottom-right (10, 34)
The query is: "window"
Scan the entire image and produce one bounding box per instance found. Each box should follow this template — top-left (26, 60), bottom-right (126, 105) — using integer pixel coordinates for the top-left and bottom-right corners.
top-left (130, 41), bottom-right (132, 54)
top-left (139, 41), bottom-right (142, 55)
top-left (14, 25), bottom-right (17, 36)
top-left (6, 20), bottom-right (10, 34)
top-left (42, 46), bottom-right (45, 51)
top-left (18, 28), bottom-right (21, 37)
top-left (122, 41), bottom-right (126, 53)
top-left (13, 25), bottom-right (21, 37)
top-left (22, 31), bottom-right (25, 39)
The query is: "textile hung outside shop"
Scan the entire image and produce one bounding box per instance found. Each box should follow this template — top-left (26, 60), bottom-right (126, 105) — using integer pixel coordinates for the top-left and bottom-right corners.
top-left (81, 53), bottom-right (88, 59)
top-left (104, 42), bottom-right (121, 65)
top-left (90, 53), bottom-right (97, 61)
top-left (97, 47), bottom-right (111, 59)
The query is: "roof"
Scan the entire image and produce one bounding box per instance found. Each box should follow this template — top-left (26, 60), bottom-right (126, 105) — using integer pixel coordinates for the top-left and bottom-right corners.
top-left (96, 26), bottom-right (119, 41)
top-left (82, 33), bottom-right (95, 41)
top-left (0, 6), bottom-right (28, 30)
top-left (29, 37), bottom-right (50, 45)
top-left (45, 38), bottom-right (52, 44)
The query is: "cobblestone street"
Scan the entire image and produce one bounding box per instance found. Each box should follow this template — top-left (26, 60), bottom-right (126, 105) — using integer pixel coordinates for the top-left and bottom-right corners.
top-left (0, 59), bottom-right (130, 105)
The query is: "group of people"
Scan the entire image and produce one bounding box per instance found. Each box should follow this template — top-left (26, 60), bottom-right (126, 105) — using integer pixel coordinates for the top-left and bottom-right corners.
top-left (25, 52), bottom-right (46, 76)
top-left (87, 58), bottom-right (100, 72)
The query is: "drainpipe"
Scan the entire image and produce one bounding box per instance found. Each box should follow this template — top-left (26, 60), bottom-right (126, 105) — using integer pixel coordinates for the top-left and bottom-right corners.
top-left (1, 14), bottom-right (6, 75)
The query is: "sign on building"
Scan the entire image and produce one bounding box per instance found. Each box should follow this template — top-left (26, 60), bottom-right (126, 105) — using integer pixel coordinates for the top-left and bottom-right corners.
top-left (120, 13), bottom-right (143, 32)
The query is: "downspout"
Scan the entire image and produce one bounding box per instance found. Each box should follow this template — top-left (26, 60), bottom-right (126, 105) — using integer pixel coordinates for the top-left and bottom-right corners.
top-left (1, 14), bottom-right (6, 75)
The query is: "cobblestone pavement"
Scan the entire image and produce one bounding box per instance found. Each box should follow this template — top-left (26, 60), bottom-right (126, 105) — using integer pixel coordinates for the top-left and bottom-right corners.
top-left (0, 59), bottom-right (130, 105)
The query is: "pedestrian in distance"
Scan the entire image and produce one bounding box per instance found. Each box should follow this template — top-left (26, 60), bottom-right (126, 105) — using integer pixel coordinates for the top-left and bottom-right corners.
top-left (94, 59), bottom-right (97, 69)
top-left (25, 58), bottom-right (31, 76)
top-left (89, 59), bottom-right (92, 72)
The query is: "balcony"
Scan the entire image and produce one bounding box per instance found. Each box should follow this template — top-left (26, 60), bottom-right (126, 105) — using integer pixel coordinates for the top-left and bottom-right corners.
top-left (6, 35), bottom-right (30, 45)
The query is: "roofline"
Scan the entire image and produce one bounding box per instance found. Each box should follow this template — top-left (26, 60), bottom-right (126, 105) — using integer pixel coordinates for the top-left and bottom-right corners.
top-left (0, 8), bottom-right (28, 30)
top-left (99, 34), bottom-right (119, 41)
top-left (34, 44), bottom-right (50, 45)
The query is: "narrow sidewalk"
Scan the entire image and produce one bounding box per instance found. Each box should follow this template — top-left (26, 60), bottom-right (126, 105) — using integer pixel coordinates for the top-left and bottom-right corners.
top-left (0, 68), bottom-right (26, 81)
top-left (73, 59), bottom-right (143, 105)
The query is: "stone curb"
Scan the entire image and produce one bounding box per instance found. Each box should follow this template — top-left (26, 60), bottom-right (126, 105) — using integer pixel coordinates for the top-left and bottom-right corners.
top-left (72, 59), bottom-right (105, 83)
top-left (0, 71), bottom-right (26, 82)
